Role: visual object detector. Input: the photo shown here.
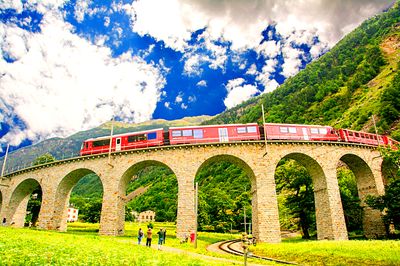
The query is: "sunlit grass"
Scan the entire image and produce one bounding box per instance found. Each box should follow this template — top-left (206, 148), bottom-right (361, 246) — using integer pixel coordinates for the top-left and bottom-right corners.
top-left (0, 226), bottom-right (232, 265)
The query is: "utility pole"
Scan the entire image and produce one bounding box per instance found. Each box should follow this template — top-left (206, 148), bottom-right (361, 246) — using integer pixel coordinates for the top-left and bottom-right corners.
top-left (243, 205), bottom-right (247, 235)
top-left (108, 118), bottom-right (114, 166)
top-left (194, 182), bottom-right (198, 249)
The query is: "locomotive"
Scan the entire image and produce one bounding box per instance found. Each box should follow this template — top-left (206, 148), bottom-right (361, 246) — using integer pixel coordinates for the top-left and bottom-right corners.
top-left (79, 123), bottom-right (398, 156)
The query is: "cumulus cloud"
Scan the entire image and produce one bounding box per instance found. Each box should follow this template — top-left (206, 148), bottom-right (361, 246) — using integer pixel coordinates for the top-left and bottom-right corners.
top-left (0, 11), bottom-right (166, 145)
top-left (196, 80), bottom-right (207, 87)
top-left (224, 78), bottom-right (260, 109)
top-left (126, 0), bottom-right (393, 51)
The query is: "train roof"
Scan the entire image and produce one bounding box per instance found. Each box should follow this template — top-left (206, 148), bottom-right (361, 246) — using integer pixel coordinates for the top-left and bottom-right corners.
top-left (264, 123), bottom-right (333, 128)
top-left (84, 128), bottom-right (164, 142)
top-left (169, 123), bottom-right (259, 130)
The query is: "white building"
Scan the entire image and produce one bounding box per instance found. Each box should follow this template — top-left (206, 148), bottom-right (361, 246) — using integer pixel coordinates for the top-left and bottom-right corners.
top-left (138, 210), bottom-right (155, 223)
top-left (67, 207), bottom-right (79, 222)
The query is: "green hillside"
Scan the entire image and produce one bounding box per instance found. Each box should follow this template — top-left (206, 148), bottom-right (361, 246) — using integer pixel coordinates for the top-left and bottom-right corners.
top-left (204, 2), bottom-right (400, 140)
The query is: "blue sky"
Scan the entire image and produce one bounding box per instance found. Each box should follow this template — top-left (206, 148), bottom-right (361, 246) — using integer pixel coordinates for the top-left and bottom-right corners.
top-left (0, 0), bottom-right (394, 155)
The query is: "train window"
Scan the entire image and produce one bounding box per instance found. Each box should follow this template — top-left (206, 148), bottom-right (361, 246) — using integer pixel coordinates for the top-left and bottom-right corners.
top-left (85, 142), bottom-right (89, 149)
top-left (247, 126), bottom-right (257, 133)
top-left (310, 128), bottom-right (318, 134)
top-left (194, 129), bottom-right (204, 139)
top-left (288, 127), bottom-right (297, 134)
top-left (116, 139), bottom-right (121, 144)
top-left (93, 139), bottom-right (110, 147)
top-left (280, 127), bottom-right (288, 133)
top-left (319, 128), bottom-right (327, 134)
top-left (237, 127), bottom-right (246, 134)
top-left (128, 134), bottom-right (147, 142)
top-left (147, 132), bottom-right (157, 140)
top-left (183, 129), bottom-right (193, 137)
top-left (172, 130), bottom-right (182, 137)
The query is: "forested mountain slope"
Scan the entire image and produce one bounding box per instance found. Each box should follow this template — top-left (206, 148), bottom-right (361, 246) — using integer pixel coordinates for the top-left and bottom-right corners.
top-left (204, 2), bottom-right (400, 140)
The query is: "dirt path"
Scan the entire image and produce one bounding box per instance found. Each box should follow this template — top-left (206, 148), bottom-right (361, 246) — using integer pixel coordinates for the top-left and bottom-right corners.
top-left (136, 242), bottom-right (271, 265)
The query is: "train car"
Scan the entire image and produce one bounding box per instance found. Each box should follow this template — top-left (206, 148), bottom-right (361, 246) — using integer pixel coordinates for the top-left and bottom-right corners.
top-left (80, 128), bottom-right (164, 156)
top-left (338, 129), bottom-right (386, 146)
top-left (263, 123), bottom-right (339, 141)
top-left (169, 123), bottom-right (260, 145)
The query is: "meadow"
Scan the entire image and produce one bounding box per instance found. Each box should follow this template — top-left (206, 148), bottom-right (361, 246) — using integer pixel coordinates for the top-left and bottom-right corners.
top-left (1, 222), bottom-right (400, 265)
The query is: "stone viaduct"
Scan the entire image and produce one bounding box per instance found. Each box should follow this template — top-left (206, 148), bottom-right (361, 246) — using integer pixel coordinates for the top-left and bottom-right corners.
top-left (0, 141), bottom-right (386, 242)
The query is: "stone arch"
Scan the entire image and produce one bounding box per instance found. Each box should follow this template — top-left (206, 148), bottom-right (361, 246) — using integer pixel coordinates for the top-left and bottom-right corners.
top-left (8, 178), bottom-right (42, 228)
top-left (279, 152), bottom-right (348, 240)
top-left (195, 154), bottom-right (257, 234)
top-left (53, 168), bottom-right (103, 231)
top-left (118, 160), bottom-right (176, 232)
top-left (339, 153), bottom-right (386, 238)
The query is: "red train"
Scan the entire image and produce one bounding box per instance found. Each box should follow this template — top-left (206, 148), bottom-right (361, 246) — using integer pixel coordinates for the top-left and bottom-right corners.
top-left (80, 123), bottom-right (398, 156)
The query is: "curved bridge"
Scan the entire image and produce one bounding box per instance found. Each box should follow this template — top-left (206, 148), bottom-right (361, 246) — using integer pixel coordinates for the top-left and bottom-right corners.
top-left (0, 140), bottom-right (386, 242)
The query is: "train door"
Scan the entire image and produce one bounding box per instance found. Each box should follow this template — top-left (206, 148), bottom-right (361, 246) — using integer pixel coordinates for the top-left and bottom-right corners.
top-left (218, 128), bottom-right (229, 142)
top-left (116, 137), bottom-right (121, 151)
top-left (302, 128), bottom-right (309, 140)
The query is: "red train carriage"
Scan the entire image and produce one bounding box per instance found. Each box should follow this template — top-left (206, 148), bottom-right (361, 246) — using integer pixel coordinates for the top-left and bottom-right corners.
top-left (169, 123), bottom-right (260, 145)
top-left (338, 129), bottom-right (387, 146)
top-left (264, 123), bottom-right (339, 141)
top-left (80, 128), bottom-right (164, 156)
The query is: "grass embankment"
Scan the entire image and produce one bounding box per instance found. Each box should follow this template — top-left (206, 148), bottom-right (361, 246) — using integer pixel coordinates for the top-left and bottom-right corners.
top-left (0, 226), bottom-right (230, 265)
top-left (253, 236), bottom-right (400, 265)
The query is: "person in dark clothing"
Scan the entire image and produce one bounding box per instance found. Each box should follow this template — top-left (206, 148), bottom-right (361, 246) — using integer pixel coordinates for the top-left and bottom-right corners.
top-left (146, 227), bottom-right (152, 247)
top-left (138, 228), bottom-right (144, 245)
top-left (162, 228), bottom-right (166, 244)
top-left (157, 228), bottom-right (164, 250)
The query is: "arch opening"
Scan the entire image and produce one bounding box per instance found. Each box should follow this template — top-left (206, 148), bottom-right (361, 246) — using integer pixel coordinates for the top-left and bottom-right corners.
top-left (8, 178), bottom-right (42, 228)
top-left (53, 168), bottom-right (104, 232)
top-left (274, 152), bottom-right (348, 241)
top-left (194, 155), bottom-right (255, 235)
top-left (121, 160), bottom-right (178, 236)
top-left (339, 154), bottom-right (386, 238)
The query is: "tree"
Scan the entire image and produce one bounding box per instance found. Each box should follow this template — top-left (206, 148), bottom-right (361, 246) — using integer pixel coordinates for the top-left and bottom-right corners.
top-left (275, 160), bottom-right (315, 239)
top-left (366, 146), bottom-right (400, 235)
top-left (32, 153), bottom-right (56, 166)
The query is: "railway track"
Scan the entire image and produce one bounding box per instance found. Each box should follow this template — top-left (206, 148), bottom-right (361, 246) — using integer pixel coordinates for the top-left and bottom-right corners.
top-left (218, 239), bottom-right (298, 265)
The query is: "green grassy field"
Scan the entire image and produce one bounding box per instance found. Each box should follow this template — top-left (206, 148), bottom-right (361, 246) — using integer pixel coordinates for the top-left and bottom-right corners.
top-left (1, 223), bottom-right (399, 265)
top-left (0, 226), bottom-right (233, 265)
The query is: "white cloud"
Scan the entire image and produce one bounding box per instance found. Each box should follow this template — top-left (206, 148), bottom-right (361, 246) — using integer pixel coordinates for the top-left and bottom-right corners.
top-left (175, 93), bottom-right (183, 103)
top-left (164, 102), bottom-right (172, 109)
top-left (181, 103), bottom-right (188, 109)
top-left (281, 45), bottom-right (303, 78)
top-left (224, 78), bottom-right (260, 109)
top-left (196, 80), bottom-right (207, 87)
top-left (256, 59), bottom-right (279, 88)
top-left (245, 64), bottom-right (257, 76)
top-left (262, 79), bottom-right (280, 94)
top-left (104, 17), bottom-right (110, 27)
top-left (0, 11), bottom-right (166, 146)
top-left (125, 0), bottom-right (393, 52)
top-left (256, 40), bottom-right (281, 58)
top-left (0, 0), bottom-right (23, 13)
top-left (74, 0), bottom-right (91, 22)
top-left (183, 54), bottom-right (203, 76)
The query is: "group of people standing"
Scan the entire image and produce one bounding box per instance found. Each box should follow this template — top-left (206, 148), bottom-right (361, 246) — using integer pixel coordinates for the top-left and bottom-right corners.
top-left (137, 227), bottom-right (166, 250)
